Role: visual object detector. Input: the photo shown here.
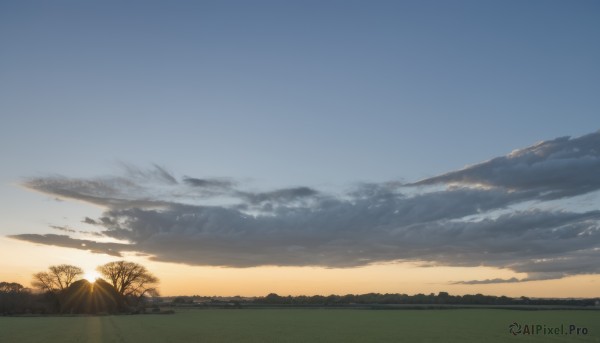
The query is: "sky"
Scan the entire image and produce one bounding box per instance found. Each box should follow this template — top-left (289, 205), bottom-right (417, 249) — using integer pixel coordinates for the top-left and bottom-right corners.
top-left (1, 0), bottom-right (599, 297)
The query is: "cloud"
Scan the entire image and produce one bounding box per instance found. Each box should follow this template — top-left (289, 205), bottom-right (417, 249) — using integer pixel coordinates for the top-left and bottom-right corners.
top-left (22, 175), bottom-right (166, 209)
top-left (182, 177), bottom-right (235, 189)
top-left (119, 163), bottom-right (178, 185)
top-left (9, 234), bottom-right (126, 257)
top-left (82, 217), bottom-right (98, 225)
top-left (50, 225), bottom-right (76, 233)
top-left (87, 206), bottom-right (600, 271)
top-left (243, 186), bottom-right (319, 203)
top-left (11, 131), bottom-right (600, 283)
top-left (412, 130), bottom-right (600, 199)
top-left (453, 272), bottom-right (570, 285)
top-left (453, 277), bottom-right (521, 285)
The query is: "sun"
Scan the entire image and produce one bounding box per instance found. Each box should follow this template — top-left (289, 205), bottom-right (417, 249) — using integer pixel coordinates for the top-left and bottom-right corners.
top-left (83, 271), bottom-right (100, 283)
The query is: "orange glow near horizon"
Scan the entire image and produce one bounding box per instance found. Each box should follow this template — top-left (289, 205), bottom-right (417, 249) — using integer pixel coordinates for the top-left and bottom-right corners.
top-left (1, 238), bottom-right (599, 298)
top-left (150, 262), bottom-right (600, 298)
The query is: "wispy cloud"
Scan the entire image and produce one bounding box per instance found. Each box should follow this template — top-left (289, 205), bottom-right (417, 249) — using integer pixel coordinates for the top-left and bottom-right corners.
top-left (49, 225), bottom-right (76, 233)
top-left (453, 277), bottom-right (521, 285)
top-left (182, 176), bottom-right (235, 190)
top-left (10, 131), bottom-right (600, 284)
top-left (9, 234), bottom-right (127, 257)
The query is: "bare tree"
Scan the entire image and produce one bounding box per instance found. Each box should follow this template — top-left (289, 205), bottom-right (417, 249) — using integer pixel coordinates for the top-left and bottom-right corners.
top-left (0, 282), bottom-right (26, 293)
top-left (97, 261), bottom-right (159, 299)
top-left (32, 264), bottom-right (83, 292)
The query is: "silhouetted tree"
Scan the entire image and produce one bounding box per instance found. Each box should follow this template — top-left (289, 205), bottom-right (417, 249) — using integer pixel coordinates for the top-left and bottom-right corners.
top-left (0, 282), bottom-right (32, 314)
top-left (0, 282), bottom-right (25, 293)
top-left (60, 279), bottom-right (126, 314)
top-left (97, 261), bottom-right (159, 304)
top-left (32, 264), bottom-right (83, 292)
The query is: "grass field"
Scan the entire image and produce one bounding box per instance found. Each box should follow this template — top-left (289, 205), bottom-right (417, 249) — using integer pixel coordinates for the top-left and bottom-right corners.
top-left (0, 309), bottom-right (598, 342)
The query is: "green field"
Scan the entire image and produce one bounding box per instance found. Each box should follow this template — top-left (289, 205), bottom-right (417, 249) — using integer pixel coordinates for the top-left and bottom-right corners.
top-left (0, 309), bottom-right (598, 342)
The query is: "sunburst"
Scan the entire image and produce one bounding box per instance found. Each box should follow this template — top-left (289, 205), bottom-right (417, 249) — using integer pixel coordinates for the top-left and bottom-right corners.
top-left (83, 271), bottom-right (100, 283)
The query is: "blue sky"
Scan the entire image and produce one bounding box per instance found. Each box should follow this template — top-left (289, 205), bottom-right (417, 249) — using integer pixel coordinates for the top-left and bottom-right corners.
top-left (1, 1), bottom-right (599, 295)
top-left (2, 1), bottom-right (598, 184)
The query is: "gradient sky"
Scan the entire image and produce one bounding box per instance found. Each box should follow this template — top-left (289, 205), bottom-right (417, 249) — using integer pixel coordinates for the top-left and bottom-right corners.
top-left (1, 0), bottom-right (599, 297)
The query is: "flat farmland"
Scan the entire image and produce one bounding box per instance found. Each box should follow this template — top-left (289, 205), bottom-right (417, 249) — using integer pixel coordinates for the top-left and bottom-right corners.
top-left (0, 309), bottom-right (598, 342)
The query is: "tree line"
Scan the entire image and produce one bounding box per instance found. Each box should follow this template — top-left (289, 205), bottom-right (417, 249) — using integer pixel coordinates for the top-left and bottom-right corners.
top-left (0, 261), bottom-right (159, 315)
top-left (169, 292), bottom-right (599, 308)
top-left (252, 292), bottom-right (599, 306)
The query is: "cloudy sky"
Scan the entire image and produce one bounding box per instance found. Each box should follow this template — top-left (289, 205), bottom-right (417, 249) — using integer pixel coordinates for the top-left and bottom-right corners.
top-left (1, 1), bottom-right (599, 297)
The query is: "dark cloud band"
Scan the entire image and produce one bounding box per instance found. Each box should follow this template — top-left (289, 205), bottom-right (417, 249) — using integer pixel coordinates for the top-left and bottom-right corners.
top-left (11, 131), bottom-right (600, 284)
